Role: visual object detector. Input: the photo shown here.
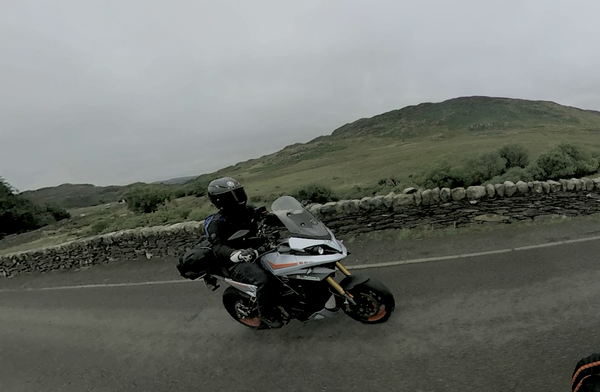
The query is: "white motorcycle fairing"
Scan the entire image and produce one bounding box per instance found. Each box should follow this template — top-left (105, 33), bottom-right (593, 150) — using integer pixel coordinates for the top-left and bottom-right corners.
top-left (260, 237), bottom-right (347, 277)
top-left (224, 278), bottom-right (258, 297)
top-left (220, 196), bottom-right (358, 323)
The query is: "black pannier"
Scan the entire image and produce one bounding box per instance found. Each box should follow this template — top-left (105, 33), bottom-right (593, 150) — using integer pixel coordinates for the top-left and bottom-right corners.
top-left (176, 239), bottom-right (216, 280)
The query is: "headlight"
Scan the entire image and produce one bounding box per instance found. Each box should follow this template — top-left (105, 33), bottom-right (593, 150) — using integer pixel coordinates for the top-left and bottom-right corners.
top-left (305, 245), bottom-right (339, 255)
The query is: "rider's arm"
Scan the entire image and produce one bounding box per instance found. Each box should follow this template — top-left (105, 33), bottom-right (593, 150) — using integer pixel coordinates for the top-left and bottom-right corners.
top-left (205, 218), bottom-right (237, 261)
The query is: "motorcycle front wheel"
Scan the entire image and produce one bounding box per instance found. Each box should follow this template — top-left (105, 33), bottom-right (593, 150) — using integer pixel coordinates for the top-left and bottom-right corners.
top-left (342, 278), bottom-right (395, 324)
top-left (222, 287), bottom-right (262, 329)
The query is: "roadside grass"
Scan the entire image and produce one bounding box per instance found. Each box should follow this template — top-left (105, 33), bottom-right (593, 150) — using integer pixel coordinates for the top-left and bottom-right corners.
top-left (0, 231), bottom-right (77, 255)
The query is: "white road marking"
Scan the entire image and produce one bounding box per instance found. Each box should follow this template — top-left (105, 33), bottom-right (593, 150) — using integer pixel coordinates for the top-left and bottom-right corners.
top-left (2, 235), bottom-right (600, 292)
top-left (0, 279), bottom-right (194, 292)
top-left (349, 234), bottom-right (600, 269)
top-left (347, 249), bottom-right (513, 270)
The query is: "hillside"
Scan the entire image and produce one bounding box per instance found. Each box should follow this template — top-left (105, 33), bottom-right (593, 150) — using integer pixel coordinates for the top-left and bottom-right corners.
top-left (21, 183), bottom-right (130, 209)
top-left (22, 96), bottom-right (600, 208)
top-left (183, 96), bottom-right (600, 197)
top-left (330, 96), bottom-right (600, 138)
top-left (157, 175), bottom-right (199, 185)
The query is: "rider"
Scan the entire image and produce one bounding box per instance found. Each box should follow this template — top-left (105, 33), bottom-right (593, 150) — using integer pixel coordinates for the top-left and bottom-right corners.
top-left (205, 177), bottom-right (283, 328)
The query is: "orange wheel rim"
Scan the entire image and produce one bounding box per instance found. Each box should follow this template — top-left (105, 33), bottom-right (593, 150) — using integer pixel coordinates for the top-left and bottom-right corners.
top-left (367, 305), bottom-right (386, 322)
top-left (241, 317), bottom-right (261, 327)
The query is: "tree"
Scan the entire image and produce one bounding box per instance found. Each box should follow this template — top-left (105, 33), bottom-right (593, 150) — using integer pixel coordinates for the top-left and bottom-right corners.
top-left (497, 143), bottom-right (530, 169)
top-left (416, 159), bottom-right (462, 189)
top-left (460, 151), bottom-right (507, 186)
top-left (531, 142), bottom-right (599, 180)
top-left (0, 177), bottom-right (70, 238)
top-left (123, 186), bottom-right (172, 214)
top-left (295, 183), bottom-right (338, 204)
top-left (488, 166), bottom-right (534, 184)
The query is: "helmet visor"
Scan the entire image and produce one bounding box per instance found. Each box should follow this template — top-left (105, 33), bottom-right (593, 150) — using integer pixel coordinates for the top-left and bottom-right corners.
top-left (218, 187), bottom-right (247, 208)
top-left (231, 187), bottom-right (247, 205)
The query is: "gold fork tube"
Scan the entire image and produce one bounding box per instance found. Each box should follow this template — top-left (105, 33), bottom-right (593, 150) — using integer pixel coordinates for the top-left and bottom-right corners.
top-left (336, 261), bottom-right (351, 276)
top-left (326, 277), bottom-right (346, 296)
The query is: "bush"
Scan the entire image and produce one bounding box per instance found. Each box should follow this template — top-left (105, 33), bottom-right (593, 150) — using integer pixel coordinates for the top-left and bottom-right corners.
top-left (89, 220), bottom-right (109, 235)
top-left (44, 203), bottom-right (71, 221)
top-left (531, 142), bottom-right (599, 180)
top-left (123, 186), bottom-right (171, 214)
top-left (459, 151), bottom-right (507, 187)
top-left (173, 189), bottom-right (187, 199)
top-left (177, 207), bottom-right (192, 220)
top-left (487, 166), bottom-right (534, 184)
top-left (416, 159), bottom-right (463, 189)
top-left (294, 183), bottom-right (338, 204)
top-left (187, 179), bottom-right (211, 197)
top-left (497, 143), bottom-right (530, 169)
top-left (0, 177), bottom-right (71, 238)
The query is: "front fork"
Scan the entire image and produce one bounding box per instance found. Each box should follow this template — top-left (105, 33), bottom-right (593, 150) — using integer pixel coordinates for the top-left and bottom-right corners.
top-left (327, 262), bottom-right (356, 306)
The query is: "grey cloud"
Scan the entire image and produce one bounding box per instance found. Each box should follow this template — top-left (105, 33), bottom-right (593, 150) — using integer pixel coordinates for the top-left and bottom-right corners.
top-left (2, 0), bottom-right (600, 190)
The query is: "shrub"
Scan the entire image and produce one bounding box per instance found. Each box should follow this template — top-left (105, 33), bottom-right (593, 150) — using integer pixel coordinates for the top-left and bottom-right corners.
top-left (123, 186), bottom-right (171, 214)
top-left (497, 143), bottom-right (530, 169)
top-left (416, 159), bottom-right (462, 189)
top-left (531, 142), bottom-right (599, 180)
top-left (0, 177), bottom-right (72, 238)
top-left (460, 151), bottom-right (507, 186)
top-left (173, 189), bottom-right (187, 199)
top-left (187, 204), bottom-right (218, 221)
top-left (186, 179), bottom-right (211, 197)
top-left (488, 166), bottom-right (534, 184)
top-left (294, 183), bottom-right (338, 204)
top-left (177, 207), bottom-right (192, 220)
top-left (337, 185), bottom-right (369, 200)
top-left (44, 203), bottom-right (71, 221)
top-left (89, 220), bottom-right (109, 235)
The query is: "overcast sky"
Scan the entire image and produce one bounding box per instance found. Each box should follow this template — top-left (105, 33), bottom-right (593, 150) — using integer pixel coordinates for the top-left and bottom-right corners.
top-left (2, 0), bottom-right (600, 190)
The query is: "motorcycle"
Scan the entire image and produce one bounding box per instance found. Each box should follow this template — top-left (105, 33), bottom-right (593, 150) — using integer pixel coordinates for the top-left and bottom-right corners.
top-left (204, 195), bottom-right (395, 329)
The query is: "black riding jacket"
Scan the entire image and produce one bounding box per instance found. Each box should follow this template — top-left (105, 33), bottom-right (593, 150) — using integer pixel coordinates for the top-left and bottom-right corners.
top-left (205, 205), bottom-right (281, 269)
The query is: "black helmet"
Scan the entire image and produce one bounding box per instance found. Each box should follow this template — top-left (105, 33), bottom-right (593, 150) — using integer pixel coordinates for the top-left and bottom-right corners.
top-left (207, 177), bottom-right (248, 210)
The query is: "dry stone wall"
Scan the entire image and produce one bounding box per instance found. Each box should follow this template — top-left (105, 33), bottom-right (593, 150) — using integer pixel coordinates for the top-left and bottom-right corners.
top-left (2, 177), bottom-right (600, 278)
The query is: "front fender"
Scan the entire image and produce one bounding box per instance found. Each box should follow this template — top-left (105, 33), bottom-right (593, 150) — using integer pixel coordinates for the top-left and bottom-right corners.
top-left (331, 275), bottom-right (370, 306)
top-left (339, 275), bottom-right (370, 291)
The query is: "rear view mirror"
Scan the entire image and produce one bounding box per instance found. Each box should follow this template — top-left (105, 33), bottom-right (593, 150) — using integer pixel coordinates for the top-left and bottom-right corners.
top-left (228, 230), bottom-right (249, 242)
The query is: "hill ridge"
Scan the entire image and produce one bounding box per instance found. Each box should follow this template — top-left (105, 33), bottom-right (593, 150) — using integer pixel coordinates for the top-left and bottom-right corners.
top-left (21, 96), bottom-right (600, 208)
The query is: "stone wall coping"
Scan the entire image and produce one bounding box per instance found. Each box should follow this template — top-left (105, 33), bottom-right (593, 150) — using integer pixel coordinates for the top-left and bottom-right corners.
top-left (1, 176), bottom-right (600, 277)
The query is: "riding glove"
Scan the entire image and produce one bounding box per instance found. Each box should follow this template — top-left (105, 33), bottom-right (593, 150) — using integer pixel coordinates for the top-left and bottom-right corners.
top-left (230, 248), bottom-right (259, 263)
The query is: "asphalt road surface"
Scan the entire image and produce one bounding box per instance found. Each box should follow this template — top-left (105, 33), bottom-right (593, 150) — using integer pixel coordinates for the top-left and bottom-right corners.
top-left (2, 221), bottom-right (600, 392)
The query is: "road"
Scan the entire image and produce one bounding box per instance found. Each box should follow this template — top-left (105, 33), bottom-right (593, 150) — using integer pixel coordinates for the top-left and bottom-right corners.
top-left (1, 221), bottom-right (600, 392)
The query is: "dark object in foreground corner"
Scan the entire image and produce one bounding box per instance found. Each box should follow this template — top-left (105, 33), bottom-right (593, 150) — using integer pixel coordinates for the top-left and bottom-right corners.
top-left (572, 353), bottom-right (600, 392)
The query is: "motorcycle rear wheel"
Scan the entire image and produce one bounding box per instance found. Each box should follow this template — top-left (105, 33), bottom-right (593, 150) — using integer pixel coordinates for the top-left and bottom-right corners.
top-left (222, 287), bottom-right (262, 329)
top-left (342, 278), bottom-right (395, 324)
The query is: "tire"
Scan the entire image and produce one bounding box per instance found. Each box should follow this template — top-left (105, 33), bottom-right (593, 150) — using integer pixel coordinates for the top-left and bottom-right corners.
top-left (342, 278), bottom-right (395, 324)
top-left (222, 286), bottom-right (262, 329)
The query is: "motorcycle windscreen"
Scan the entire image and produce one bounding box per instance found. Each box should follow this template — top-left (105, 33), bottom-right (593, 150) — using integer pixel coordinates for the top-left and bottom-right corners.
top-left (271, 196), bottom-right (331, 240)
